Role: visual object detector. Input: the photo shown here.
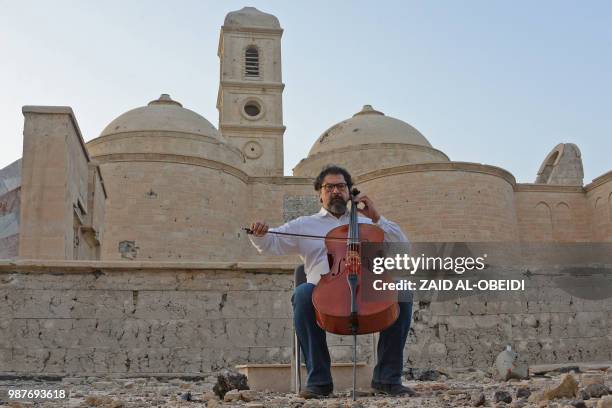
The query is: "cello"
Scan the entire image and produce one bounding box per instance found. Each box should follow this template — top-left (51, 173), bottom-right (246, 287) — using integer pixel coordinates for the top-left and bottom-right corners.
top-left (312, 188), bottom-right (399, 400)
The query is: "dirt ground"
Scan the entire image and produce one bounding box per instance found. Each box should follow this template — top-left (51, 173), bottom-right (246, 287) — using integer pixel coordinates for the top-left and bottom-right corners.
top-left (1, 363), bottom-right (610, 407)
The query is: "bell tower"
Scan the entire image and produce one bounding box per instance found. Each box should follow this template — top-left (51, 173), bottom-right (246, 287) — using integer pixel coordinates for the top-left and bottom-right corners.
top-left (217, 7), bottom-right (285, 176)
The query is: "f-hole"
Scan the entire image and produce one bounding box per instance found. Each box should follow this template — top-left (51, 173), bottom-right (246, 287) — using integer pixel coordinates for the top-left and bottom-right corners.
top-left (335, 257), bottom-right (348, 276)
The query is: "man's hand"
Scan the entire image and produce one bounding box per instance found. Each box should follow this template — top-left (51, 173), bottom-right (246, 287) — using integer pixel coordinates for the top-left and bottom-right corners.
top-left (354, 193), bottom-right (381, 223)
top-left (250, 221), bottom-right (269, 237)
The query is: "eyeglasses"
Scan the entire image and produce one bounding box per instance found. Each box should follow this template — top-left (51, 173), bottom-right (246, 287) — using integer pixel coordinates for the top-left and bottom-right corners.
top-left (321, 183), bottom-right (348, 192)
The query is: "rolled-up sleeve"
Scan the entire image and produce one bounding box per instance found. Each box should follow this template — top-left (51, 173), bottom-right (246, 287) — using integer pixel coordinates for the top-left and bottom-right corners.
top-left (376, 215), bottom-right (411, 263)
top-left (376, 216), bottom-right (410, 244)
top-left (248, 217), bottom-right (302, 256)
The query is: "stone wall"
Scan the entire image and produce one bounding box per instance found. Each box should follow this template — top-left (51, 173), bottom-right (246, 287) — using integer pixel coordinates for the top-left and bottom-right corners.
top-left (409, 271), bottom-right (612, 368)
top-left (515, 185), bottom-right (592, 242)
top-left (96, 161), bottom-right (250, 262)
top-left (1, 260), bottom-right (609, 377)
top-left (357, 163), bottom-right (519, 242)
top-left (586, 171), bottom-right (612, 242)
top-left (0, 261), bottom-right (372, 377)
top-left (0, 159), bottom-right (21, 259)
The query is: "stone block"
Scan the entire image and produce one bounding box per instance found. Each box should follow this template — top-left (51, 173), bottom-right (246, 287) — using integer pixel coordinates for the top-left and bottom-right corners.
top-left (236, 362), bottom-right (371, 392)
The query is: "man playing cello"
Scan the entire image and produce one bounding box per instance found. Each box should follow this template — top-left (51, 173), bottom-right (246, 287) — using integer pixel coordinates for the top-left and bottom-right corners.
top-left (249, 165), bottom-right (415, 398)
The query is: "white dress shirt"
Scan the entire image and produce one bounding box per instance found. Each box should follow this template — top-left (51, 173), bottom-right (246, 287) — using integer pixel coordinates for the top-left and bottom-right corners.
top-left (249, 207), bottom-right (409, 284)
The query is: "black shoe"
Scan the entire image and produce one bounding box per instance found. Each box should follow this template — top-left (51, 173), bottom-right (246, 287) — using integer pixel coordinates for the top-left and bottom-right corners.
top-left (298, 383), bottom-right (333, 399)
top-left (371, 381), bottom-right (417, 396)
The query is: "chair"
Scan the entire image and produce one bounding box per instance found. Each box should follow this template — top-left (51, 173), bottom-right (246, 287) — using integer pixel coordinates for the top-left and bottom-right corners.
top-left (292, 264), bottom-right (307, 393)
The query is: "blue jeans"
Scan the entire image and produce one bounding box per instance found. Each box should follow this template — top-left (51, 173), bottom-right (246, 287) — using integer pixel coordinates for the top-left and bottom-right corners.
top-left (292, 282), bottom-right (413, 387)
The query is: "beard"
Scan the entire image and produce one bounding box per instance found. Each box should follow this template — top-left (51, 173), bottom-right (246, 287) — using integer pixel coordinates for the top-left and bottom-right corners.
top-left (327, 196), bottom-right (347, 216)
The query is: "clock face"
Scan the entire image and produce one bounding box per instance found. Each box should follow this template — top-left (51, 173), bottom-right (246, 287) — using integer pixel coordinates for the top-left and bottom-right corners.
top-left (243, 140), bottom-right (263, 159)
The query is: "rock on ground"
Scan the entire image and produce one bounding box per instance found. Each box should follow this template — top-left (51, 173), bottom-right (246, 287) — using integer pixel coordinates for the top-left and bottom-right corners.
top-left (543, 373), bottom-right (579, 400)
top-left (212, 369), bottom-right (249, 399)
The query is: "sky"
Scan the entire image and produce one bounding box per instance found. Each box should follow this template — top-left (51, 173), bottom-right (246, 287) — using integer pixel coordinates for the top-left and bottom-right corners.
top-left (1, 1), bottom-right (610, 183)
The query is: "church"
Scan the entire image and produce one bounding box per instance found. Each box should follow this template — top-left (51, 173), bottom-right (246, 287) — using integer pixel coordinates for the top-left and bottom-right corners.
top-left (0, 6), bottom-right (610, 381)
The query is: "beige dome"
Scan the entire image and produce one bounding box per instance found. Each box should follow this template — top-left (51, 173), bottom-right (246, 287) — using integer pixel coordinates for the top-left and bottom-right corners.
top-left (88, 94), bottom-right (245, 170)
top-left (293, 105), bottom-right (448, 177)
top-left (99, 94), bottom-right (223, 140)
top-left (308, 105), bottom-right (432, 157)
top-left (224, 7), bottom-right (280, 29)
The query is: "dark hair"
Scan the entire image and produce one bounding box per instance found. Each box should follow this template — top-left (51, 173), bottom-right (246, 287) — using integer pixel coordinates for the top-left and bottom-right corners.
top-left (314, 165), bottom-right (353, 192)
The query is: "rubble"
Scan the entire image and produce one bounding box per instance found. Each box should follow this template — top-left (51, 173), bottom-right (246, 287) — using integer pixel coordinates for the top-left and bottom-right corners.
top-left (494, 389), bottom-right (513, 403)
top-left (403, 368), bottom-right (444, 381)
top-left (223, 389), bottom-right (242, 402)
top-left (239, 389), bottom-right (260, 402)
top-left (542, 373), bottom-right (579, 400)
top-left (516, 387), bottom-right (531, 399)
top-left (585, 383), bottom-right (610, 399)
top-left (582, 372), bottom-right (606, 386)
top-left (212, 369), bottom-right (249, 399)
top-left (470, 392), bottom-right (485, 406)
top-left (0, 363), bottom-right (608, 408)
top-left (598, 396), bottom-right (612, 408)
top-left (83, 395), bottom-right (125, 407)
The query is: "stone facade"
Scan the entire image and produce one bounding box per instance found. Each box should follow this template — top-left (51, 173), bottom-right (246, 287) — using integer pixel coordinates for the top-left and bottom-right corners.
top-left (0, 5), bottom-right (610, 378)
top-left (18, 107), bottom-right (106, 261)
top-left (0, 260), bottom-right (610, 377)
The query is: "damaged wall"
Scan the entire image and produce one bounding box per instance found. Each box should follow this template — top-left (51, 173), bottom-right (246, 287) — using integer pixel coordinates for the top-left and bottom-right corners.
top-left (0, 261), bottom-right (609, 377)
top-left (0, 159), bottom-right (21, 259)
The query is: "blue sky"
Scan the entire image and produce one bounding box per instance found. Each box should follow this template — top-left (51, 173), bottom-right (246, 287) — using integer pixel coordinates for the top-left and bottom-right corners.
top-left (1, 1), bottom-right (610, 183)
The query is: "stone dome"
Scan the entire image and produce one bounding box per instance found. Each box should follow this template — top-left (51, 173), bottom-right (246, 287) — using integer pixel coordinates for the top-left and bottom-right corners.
top-left (308, 105), bottom-right (432, 157)
top-left (224, 6), bottom-right (280, 29)
top-left (99, 94), bottom-right (223, 141)
top-left (88, 94), bottom-right (245, 170)
top-left (293, 105), bottom-right (448, 177)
